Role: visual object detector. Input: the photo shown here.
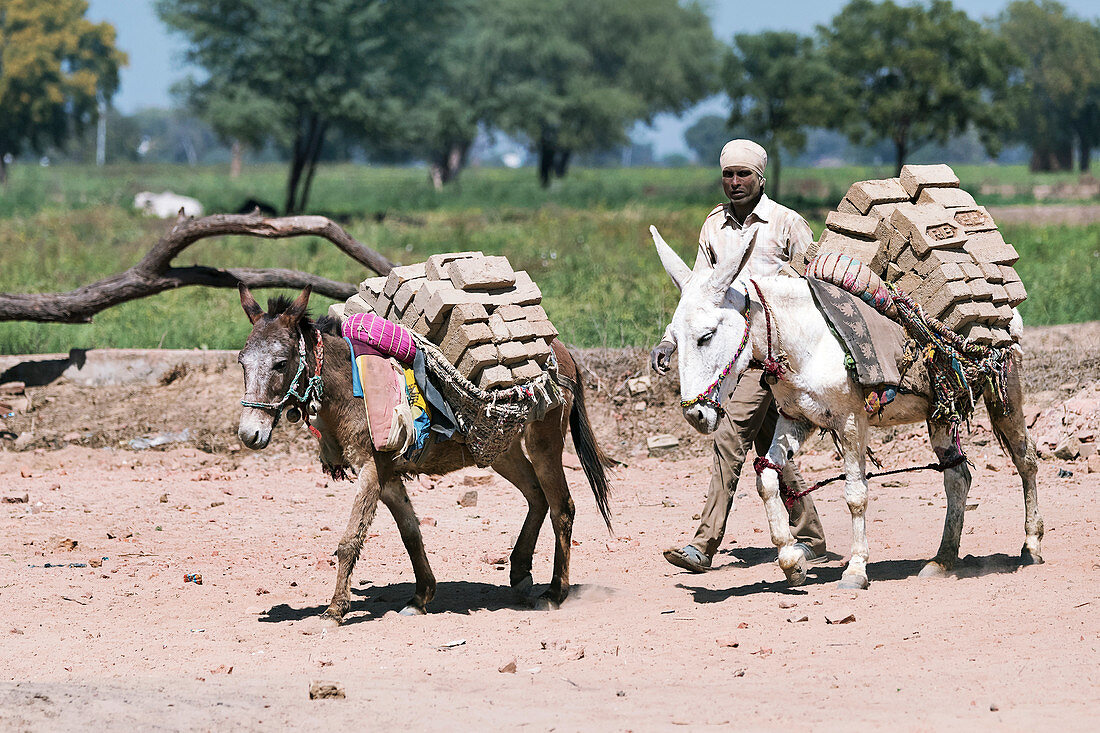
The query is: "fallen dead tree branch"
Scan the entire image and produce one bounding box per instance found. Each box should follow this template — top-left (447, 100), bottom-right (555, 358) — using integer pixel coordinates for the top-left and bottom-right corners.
top-left (0, 211), bottom-right (395, 323)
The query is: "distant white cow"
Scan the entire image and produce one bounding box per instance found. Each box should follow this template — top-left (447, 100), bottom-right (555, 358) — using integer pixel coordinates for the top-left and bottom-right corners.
top-left (133, 191), bottom-right (204, 219)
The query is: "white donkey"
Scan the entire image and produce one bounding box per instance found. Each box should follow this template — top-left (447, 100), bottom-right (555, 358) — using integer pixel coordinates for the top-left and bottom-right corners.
top-left (652, 226), bottom-right (1043, 590)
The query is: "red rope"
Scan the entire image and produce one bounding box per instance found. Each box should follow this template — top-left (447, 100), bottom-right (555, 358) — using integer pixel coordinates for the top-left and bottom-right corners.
top-left (750, 280), bottom-right (785, 383)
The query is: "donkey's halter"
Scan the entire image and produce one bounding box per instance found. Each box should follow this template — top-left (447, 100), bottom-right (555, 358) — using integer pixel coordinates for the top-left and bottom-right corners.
top-left (240, 328), bottom-right (325, 416)
top-left (680, 287), bottom-right (752, 417)
top-left (750, 279), bottom-right (788, 385)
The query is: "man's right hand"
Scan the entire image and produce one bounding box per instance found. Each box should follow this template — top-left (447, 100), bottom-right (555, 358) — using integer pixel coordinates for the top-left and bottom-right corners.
top-left (650, 339), bottom-right (676, 374)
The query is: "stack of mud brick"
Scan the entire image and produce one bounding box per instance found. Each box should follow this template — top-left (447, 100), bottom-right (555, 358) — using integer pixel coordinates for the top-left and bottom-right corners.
top-left (796, 164), bottom-right (1026, 347)
top-left (336, 252), bottom-right (558, 390)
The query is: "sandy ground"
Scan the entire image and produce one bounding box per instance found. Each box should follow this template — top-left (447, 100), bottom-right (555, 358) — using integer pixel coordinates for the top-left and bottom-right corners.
top-left (2, 329), bottom-right (1099, 730)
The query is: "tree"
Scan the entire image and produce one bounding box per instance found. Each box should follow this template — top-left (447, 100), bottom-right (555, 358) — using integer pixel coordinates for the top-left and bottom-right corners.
top-left (684, 115), bottom-right (740, 165)
top-left (996, 1), bottom-right (1100, 172)
top-left (478, 0), bottom-right (721, 186)
top-left (0, 0), bottom-right (126, 185)
top-left (724, 32), bottom-right (833, 200)
top-left (818, 0), bottom-right (1012, 176)
top-left (157, 0), bottom-right (454, 213)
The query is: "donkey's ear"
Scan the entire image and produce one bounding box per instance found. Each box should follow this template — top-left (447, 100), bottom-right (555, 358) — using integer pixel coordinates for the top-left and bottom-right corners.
top-left (239, 283), bottom-right (264, 324)
top-left (650, 225), bottom-right (691, 293)
top-left (704, 231), bottom-right (754, 304)
top-left (281, 286), bottom-right (312, 325)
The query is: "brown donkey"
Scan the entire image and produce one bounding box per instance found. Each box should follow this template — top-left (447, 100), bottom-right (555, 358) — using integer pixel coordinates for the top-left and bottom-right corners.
top-left (235, 285), bottom-right (613, 623)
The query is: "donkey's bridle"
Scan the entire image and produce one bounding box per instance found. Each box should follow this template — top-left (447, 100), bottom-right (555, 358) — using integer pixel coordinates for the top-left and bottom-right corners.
top-left (679, 286), bottom-right (753, 417)
top-left (240, 328), bottom-right (325, 416)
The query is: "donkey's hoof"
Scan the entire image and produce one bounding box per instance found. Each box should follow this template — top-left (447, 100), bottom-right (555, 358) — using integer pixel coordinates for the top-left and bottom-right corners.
top-left (918, 561), bottom-right (950, 579)
top-left (398, 603), bottom-right (426, 616)
top-left (533, 594), bottom-right (561, 611)
top-left (511, 574), bottom-right (534, 602)
top-left (1020, 547), bottom-right (1044, 565)
top-left (838, 574), bottom-right (869, 590)
top-left (318, 610), bottom-right (344, 628)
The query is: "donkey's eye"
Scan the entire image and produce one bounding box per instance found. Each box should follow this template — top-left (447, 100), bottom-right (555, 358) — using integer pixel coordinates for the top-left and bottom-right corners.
top-left (697, 331), bottom-right (715, 346)
top-left (273, 359), bottom-right (288, 371)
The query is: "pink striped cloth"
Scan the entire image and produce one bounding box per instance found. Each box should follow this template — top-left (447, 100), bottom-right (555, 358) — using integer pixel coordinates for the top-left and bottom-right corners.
top-left (341, 312), bottom-right (417, 364)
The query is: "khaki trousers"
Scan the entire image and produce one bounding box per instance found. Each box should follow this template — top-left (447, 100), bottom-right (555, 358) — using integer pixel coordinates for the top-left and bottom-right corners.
top-left (689, 369), bottom-right (826, 558)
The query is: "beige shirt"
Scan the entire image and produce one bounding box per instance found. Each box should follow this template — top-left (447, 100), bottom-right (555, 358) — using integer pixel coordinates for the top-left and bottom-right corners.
top-left (663, 193), bottom-right (813, 344)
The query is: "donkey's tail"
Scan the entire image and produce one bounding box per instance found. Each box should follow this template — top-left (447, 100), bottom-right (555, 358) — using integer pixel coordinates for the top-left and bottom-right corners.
top-left (567, 356), bottom-right (614, 533)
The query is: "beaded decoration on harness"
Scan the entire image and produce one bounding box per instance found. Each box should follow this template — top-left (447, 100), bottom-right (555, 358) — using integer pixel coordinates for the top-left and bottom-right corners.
top-left (240, 328), bottom-right (325, 438)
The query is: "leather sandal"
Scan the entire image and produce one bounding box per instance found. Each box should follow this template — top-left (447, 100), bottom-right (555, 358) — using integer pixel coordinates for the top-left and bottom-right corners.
top-left (663, 545), bottom-right (712, 573)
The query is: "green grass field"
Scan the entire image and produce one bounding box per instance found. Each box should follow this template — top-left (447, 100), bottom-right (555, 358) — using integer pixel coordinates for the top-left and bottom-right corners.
top-left (0, 163), bottom-right (1096, 354)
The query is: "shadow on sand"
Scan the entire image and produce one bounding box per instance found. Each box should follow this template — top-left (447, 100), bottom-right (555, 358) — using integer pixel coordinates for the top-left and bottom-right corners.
top-left (258, 580), bottom-right (615, 625)
top-left (677, 550), bottom-right (1030, 604)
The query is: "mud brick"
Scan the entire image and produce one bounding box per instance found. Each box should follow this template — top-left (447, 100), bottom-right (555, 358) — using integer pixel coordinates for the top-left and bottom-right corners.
top-left (796, 238), bottom-right (820, 274)
top-left (358, 276), bottom-right (387, 297)
top-left (958, 262), bottom-right (983, 280)
top-left (511, 360), bottom-right (545, 382)
top-left (439, 320), bottom-right (493, 364)
top-left (498, 339), bottom-right (529, 365)
top-left (895, 271), bottom-right (924, 295)
top-left (507, 319), bottom-right (535, 340)
top-left (328, 302), bottom-right (346, 321)
top-left (520, 304), bottom-right (548, 322)
top-left (343, 293), bottom-right (374, 316)
top-left (485, 271), bottom-right (542, 306)
top-left (448, 302), bottom-right (489, 324)
top-left (916, 186), bottom-right (976, 208)
top-left (913, 270), bottom-right (970, 310)
top-left (425, 251), bottom-right (483, 281)
top-left (446, 255), bottom-right (516, 290)
top-left (398, 304), bottom-right (419, 331)
top-left (826, 211), bottom-right (880, 240)
top-left (994, 304), bottom-right (1015, 324)
top-left (965, 324), bottom-right (994, 345)
top-left (837, 198), bottom-right (861, 215)
top-left (524, 338), bottom-right (553, 364)
top-left (393, 277), bottom-right (425, 312)
top-left (868, 202), bottom-right (904, 222)
top-left (817, 229), bottom-right (887, 272)
top-left (1004, 279), bottom-right (1027, 306)
top-left (899, 163), bottom-right (960, 198)
top-left (998, 265), bottom-right (1022, 285)
top-left (843, 178), bottom-right (909, 214)
top-left (890, 203), bottom-right (968, 256)
top-left (457, 343), bottom-right (499, 375)
top-left (383, 263), bottom-right (427, 298)
top-left (963, 231), bottom-right (1019, 265)
top-left (992, 328), bottom-right (1014, 348)
top-left (495, 304), bottom-right (527, 322)
top-left (967, 276), bottom-right (995, 301)
top-left (975, 301), bottom-right (1002, 323)
top-left (884, 225), bottom-right (909, 261)
top-left (885, 262), bottom-right (904, 283)
top-left (487, 312), bottom-right (513, 342)
top-left (990, 283), bottom-right (1010, 305)
top-left (411, 281), bottom-right (479, 325)
top-left (941, 301), bottom-right (984, 330)
top-left (939, 262), bottom-right (966, 281)
top-left (950, 206), bottom-right (997, 234)
top-left (477, 364), bottom-right (513, 390)
top-left (411, 314), bottom-right (443, 341)
top-left (895, 243), bottom-right (919, 274)
top-left (912, 248), bottom-right (971, 277)
top-left (528, 319), bottom-right (559, 341)
top-left (978, 261), bottom-right (1003, 283)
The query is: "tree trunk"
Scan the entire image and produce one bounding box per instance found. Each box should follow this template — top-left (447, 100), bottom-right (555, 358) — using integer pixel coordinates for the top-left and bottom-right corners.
top-left (553, 148), bottom-right (571, 179)
top-left (0, 156), bottom-right (7, 188)
top-left (230, 139), bottom-right (243, 178)
top-left (428, 141), bottom-right (470, 191)
top-left (284, 113), bottom-right (320, 214)
top-left (295, 121), bottom-right (328, 214)
top-left (538, 136), bottom-right (555, 188)
top-left (893, 138), bottom-right (908, 178)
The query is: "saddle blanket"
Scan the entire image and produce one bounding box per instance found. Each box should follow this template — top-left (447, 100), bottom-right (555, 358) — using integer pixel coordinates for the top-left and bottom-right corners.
top-left (804, 277), bottom-right (929, 406)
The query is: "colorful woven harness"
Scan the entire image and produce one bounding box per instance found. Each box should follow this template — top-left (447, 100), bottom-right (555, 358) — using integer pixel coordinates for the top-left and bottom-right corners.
top-left (680, 288), bottom-right (753, 417)
top-left (240, 328), bottom-right (325, 438)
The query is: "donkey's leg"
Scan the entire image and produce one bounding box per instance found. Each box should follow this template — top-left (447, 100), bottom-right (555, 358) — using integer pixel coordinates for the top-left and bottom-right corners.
top-left (988, 347), bottom-right (1043, 563)
top-left (918, 421), bottom-right (973, 578)
top-left (379, 478), bottom-right (436, 615)
top-left (491, 442), bottom-right (548, 600)
top-left (757, 417), bottom-right (814, 586)
top-left (838, 418), bottom-right (872, 590)
top-left (321, 458), bottom-right (384, 624)
top-left (524, 403), bottom-right (575, 609)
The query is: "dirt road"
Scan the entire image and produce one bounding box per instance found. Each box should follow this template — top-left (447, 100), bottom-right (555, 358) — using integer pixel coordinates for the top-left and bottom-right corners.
top-left (1, 327), bottom-right (1098, 730)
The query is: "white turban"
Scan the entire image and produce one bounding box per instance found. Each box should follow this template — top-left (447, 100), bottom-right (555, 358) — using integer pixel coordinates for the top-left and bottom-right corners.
top-left (719, 139), bottom-right (767, 179)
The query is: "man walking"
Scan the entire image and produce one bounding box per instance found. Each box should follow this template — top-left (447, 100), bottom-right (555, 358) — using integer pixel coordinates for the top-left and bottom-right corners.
top-left (652, 139), bottom-right (826, 573)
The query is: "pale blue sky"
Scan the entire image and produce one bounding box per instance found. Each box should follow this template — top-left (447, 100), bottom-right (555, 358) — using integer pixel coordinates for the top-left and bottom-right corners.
top-left (86, 0), bottom-right (1100, 156)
